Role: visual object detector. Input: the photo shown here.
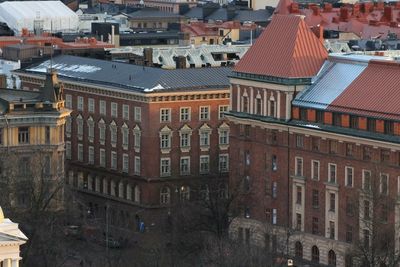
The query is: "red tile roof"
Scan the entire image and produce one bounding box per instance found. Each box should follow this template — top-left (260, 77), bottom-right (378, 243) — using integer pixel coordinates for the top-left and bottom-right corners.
top-left (328, 60), bottom-right (400, 120)
top-left (234, 15), bottom-right (328, 78)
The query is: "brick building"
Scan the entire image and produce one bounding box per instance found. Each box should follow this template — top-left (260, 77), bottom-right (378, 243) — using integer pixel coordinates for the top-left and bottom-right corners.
top-left (16, 55), bottom-right (230, 227)
top-left (226, 14), bottom-right (400, 267)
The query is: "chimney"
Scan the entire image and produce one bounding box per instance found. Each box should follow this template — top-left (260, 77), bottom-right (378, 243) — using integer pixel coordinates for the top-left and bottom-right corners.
top-left (290, 3), bottom-right (300, 13)
top-left (353, 4), bottom-right (360, 16)
top-left (323, 3), bottom-right (332, 12)
top-left (175, 56), bottom-right (186, 69)
top-left (312, 25), bottom-right (324, 42)
top-left (383, 6), bottom-right (393, 22)
top-left (376, 1), bottom-right (384, 11)
top-left (340, 7), bottom-right (349, 21)
top-left (143, 48), bottom-right (153, 66)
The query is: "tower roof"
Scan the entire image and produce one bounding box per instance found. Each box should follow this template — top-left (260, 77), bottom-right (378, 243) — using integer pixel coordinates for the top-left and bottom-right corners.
top-left (234, 15), bottom-right (328, 79)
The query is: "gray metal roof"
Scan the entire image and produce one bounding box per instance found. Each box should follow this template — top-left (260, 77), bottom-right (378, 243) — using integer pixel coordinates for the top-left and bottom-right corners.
top-left (24, 55), bottom-right (231, 93)
top-left (127, 9), bottom-right (182, 19)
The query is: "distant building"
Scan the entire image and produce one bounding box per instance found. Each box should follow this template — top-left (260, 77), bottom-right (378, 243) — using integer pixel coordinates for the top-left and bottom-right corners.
top-left (0, 207), bottom-right (28, 267)
top-left (17, 55), bottom-right (230, 228)
top-left (124, 0), bottom-right (197, 14)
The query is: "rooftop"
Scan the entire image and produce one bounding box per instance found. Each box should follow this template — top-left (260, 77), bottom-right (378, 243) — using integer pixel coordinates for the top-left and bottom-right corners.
top-left (22, 55), bottom-right (232, 93)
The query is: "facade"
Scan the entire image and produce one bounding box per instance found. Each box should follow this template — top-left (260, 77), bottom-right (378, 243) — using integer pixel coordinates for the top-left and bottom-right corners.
top-left (123, 0), bottom-right (197, 14)
top-left (226, 14), bottom-right (400, 267)
top-left (0, 207), bottom-right (28, 267)
top-left (17, 55), bottom-right (230, 228)
top-left (0, 71), bottom-right (70, 210)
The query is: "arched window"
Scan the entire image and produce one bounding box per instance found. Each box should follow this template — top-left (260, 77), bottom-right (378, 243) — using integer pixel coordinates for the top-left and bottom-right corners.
top-left (311, 246), bottom-right (319, 262)
top-left (243, 96), bottom-right (248, 112)
top-left (328, 250), bottom-right (336, 266)
top-left (180, 186), bottom-right (190, 201)
top-left (134, 185), bottom-right (141, 203)
top-left (160, 186), bottom-right (170, 204)
top-left (295, 241), bottom-right (303, 258)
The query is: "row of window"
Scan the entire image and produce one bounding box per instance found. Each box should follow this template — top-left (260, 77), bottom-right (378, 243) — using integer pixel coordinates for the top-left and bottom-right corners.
top-left (0, 126), bottom-right (54, 145)
top-left (241, 93), bottom-right (277, 118)
top-left (294, 157), bottom-right (391, 194)
top-left (65, 94), bottom-right (142, 121)
top-left (294, 242), bottom-right (337, 266)
top-left (160, 154), bottom-right (229, 177)
top-left (160, 105), bottom-right (228, 123)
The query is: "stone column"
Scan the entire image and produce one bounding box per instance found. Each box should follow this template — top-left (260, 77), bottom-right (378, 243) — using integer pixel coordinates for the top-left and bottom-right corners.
top-left (3, 258), bottom-right (11, 267)
top-left (11, 259), bottom-right (19, 267)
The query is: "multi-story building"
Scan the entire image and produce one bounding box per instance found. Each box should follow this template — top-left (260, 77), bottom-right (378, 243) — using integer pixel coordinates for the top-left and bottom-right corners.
top-left (0, 71), bottom-right (70, 210)
top-left (227, 14), bottom-right (400, 267)
top-left (17, 55), bottom-right (231, 227)
top-left (124, 0), bottom-right (197, 14)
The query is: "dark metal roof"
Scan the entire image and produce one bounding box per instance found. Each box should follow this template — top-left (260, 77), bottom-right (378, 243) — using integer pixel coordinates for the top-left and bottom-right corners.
top-left (184, 7), bottom-right (204, 19)
top-left (234, 9), bottom-right (271, 23)
top-left (22, 55), bottom-right (231, 93)
top-left (127, 9), bottom-right (183, 19)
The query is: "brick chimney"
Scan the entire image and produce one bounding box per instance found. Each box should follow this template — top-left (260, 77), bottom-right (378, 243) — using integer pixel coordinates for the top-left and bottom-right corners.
top-left (383, 6), bottom-right (393, 22)
top-left (312, 25), bottom-right (324, 42)
top-left (323, 3), bottom-right (332, 12)
top-left (340, 7), bottom-right (350, 21)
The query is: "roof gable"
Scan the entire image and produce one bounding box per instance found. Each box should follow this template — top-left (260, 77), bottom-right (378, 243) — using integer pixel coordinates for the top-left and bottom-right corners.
top-left (234, 15), bottom-right (328, 79)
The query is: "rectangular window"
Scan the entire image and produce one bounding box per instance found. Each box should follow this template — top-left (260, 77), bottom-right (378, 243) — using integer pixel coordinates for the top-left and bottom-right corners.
top-left (296, 186), bottom-right (302, 204)
top-left (300, 108), bottom-right (307, 121)
top-left (330, 193), bottom-right (336, 212)
top-left (312, 189), bottom-right (319, 208)
top-left (160, 108), bottom-right (171, 122)
top-left (272, 155), bottom-right (277, 171)
top-left (99, 124), bottom-right (105, 142)
top-left (333, 112), bottom-right (341, 126)
top-left (200, 155), bottom-right (210, 174)
top-left (329, 221), bottom-right (335, 239)
top-left (295, 157), bottom-right (303, 176)
top-left (384, 121), bottom-right (394, 135)
top-left (123, 104), bottom-right (129, 120)
top-left (346, 143), bottom-right (353, 157)
top-left (134, 130), bottom-right (141, 149)
top-left (100, 149), bottom-right (106, 167)
top-left (180, 107), bottom-right (190, 121)
top-left (345, 166), bottom-right (353, 187)
top-left (66, 141), bottom-right (71, 159)
top-left (160, 133), bottom-right (171, 149)
top-left (272, 208), bottom-right (277, 225)
top-left (312, 137), bottom-right (320, 151)
top-left (363, 146), bottom-right (371, 161)
top-left (134, 156), bottom-right (141, 175)
top-left (65, 94), bottom-right (72, 108)
top-left (350, 115), bottom-right (358, 129)
top-left (110, 126), bottom-right (117, 144)
top-left (78, 144), bottom-right (83, 161)
top-left (381, 149), bottom-right (390, 163)
top-left (346, 196), bottom-right (354, 216)
top-left (380, 173), bottom-right (389, 195)
top-left (88, 146), bottom-right (94, 164)
top-left (256, 98), bottom-right (262, 115)
top-left (122, 154), bottom-right (129, 173)
top-left (111, 151), bottom-right (117, 169)
top-left (296, 213), bottom-right (302, 230)
top-left (312, 217), bottom-right (319, 234)
top-left (160, 158), bottom-right (170, 176)
top-left (199, 106), bottom-right (210, 120)
top-left (200, 131), bottom-right (210, 146)
top-left (219, 154), bottom-right (229, 172)
top-left (45, 126), bottom-right (50, 144)
top-left (363, 170), bottom-right (371, 191)
top-left (134, 107), bottom-right (142, 122)
top-left (316, 110), bottom-right (323, 123)
top-left (99, 100), bottom-right (106, 115)
top-left (180, 157), bottom-right (190, 175)
top-left (329, 140), bottom-right (337, 154)
top-left (329, 164), bottom-right (337, 183)
top-left (312, 160), bottom-right (320, 180)
top-left (219, 130), bottom-right (229, 145)
top-left (367, 118), bottom-right (376, 132)
top-left (77, 96), bottom-right (84, 111)
top-left (88, 98), bottom-right (95, 113)
top-left (272, 182), bottom-right (277, 199)
top-left (18, 127), bottom-right (29, 144)
top-left (296, 135), bottom-right (304, 148)
top-left (180, 132), bottom-right (190, 148)
top-left (122, 128), bottom-right (129, 147)
top-left (111, 102), bottom-right (118, 117)
top-left (364, 200), bottom-right (370, 220)
top-left (219, 105), bottom-right (228, 119)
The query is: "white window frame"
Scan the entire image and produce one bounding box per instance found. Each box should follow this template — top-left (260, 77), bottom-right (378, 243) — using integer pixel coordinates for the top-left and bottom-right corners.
top-left (219, 154), bottom-right (229, 173)
top-left (88, 98), bottom-right (95, 113)
top-left (122, 104), bottom-right (129, 120)
top-left (160, 158), bottom-right (171, 177)
top-left (78, 144), bottom-right (83, 162)
top-left (88, 146), bottom-right (94, 164)
top-left (362, 169), bottom-right (371, 191)
top-left (122, 124), bottom-right (129, 149)
top-left (311, 160), bottom-right (320, 180)
top-left (99, 100), bottom-right (106, 115)
top-left (295, 157), bottom-right (303, 176)
top-left (218, 105), bottom-right (228, 119)
top-left (65, 94), bottom-right (72, 109)
top-left (66, 141), bottom-right (71, 159)
top-left (200, 155), bottom-right (210, 174)
top-left (77, 96), bottom-right (84, 111)
top-left (380, 173), bottom-right (389, 195)
top-left (328, 163), bottom-right (337, 183)
top-left (122, 154), bottom-right (129, 173)
top-left (134, 156), bottom-right (141, 175)
top-left (180, 107), bottom-right (191, 121)
top-left (345, 166), bottom-right (354, 187)
top-left (100, 149), bottom-right (106, 167)
top-left (111, 102), bottom-right (118, 118)
top-left (160, 108), bottom-right (171, 122)
top-left (111, 151), bottom-right (117, 170)
top-left (199, 106), bottom-right (210, 120)
top-left (180, 156), bottom-right (190, 175)
top-left (134, 107), bottom-right (142, 122)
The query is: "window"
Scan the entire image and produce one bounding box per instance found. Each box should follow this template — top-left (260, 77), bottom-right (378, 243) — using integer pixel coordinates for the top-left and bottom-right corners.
top-left (367, 118), bottom-right (375, 132)
top-left (328, 164), bottom-right (337, 183)
top-left (66, 141), bottom-right (71, 159)
top-left (122, 126), bottom-right (129, 148)
top-left (346, 143), bottom-right (354, 157)
top-left (18, 127), bottom-right (29, 144)
top-left (100, 149), bottom-right (106, 167)
top-left (88, 146), bottom-right (94, 164)
top-left (219, 129), bottom-right (229, 145)
top-left (65, 94), bottom-right (72, 108)
top-left (199, 106), bottom-right (210, 120)
top-left (346, 167), bottom-right (353, 187)
top-left (296, 135), bottom-right (304, 148)
top-left (385, 121), bottom-right (394, 135)
top-left (329, 221), bottom-right (335, 239)
top-left (350, 115), bottom-right (358, 129)
top-left (312, 217), bottom-right (318, 234)
top-left (111, 102), bottom-right (118, 117)
top-left (363, 229), bottom-right (370, 247)
top-left (346, 197), bottom-right (354, 216)
top-left (316, 110), bottom-right (323, 123)
top-left (311, 246), bottom-right (319, 262)
top-left (295, 157), bottom-right (303, 176)
top-left (160, 187), bottom-right (170, 204)
top-left (180, 132), bottom-right (190, 148)
top-left (111, 151), bottom-right (117, 169)
top-left (134, 126), bottom-right (141, 149)
top-left (333, 113), bottom-right (341, 126)
top-left (200, 131), bottom-right (210, 146)
top-left (380, 173), bottom-right (389, 195)
top-left (77, 117), bottom-right (83, 139)
top-left (295, 242), bottom-right (303, 258)
top-left (296, 186), bottom-right (302, 204)
top-left (256, 98), bottom-right (262, 115)
top-left (364, 200), bottom-right (370, 220)
top-left (123, 104), bottom-right (129, 120)
top-left (219, 154), bottom-right (229, 172)
top-left (300, 108), bottom-right (307, 121)
top-left (200, 155), bottom-right (210, 174)
top-left (88, 98), bottom-right (95, 113)
top-left (296, 213), bottom-right (302, 230)
top-left (66, 117), bottom-right (71, 136)
top-left (134, 156), bottom-right (141, 175)
top-left (110, 124), bottom-right (117, 145)
top-left (160, 158), bottom-right (170, 176)
top-left (269, 99), bottom-right (275, 117)
top-left (243, 96), bottom-right (248, 112)
top-left (77, 96), bottom-right (84, 111)
top-left (45, 126), bottom-right (50, 144)
top-left (78, 144), bottom-right (83, 161)
top-left (363, 170), bottom-right (371, 191)
top-left (180, 157), bottom-right (190, 175)
top-left (99, 120), bottom-right (106, 143)
top-left (329, 140), bottom-right (337, 154)
top-left (272, 182), bottom-right (277, 198)
top-left (272, 208), bottom-right (277, 224)
top-left (272, 155), bottom-right (277, 171)
top-left (312, 189), bottom-right (319, 208)
top-left (381, 149), bottom-right (390, 163)
top-left (122, 154), bottom-right (129, 173)
top-left (329, 193), bottom-right (336, 212)
top-left (180, 107), bottom-right (190, 121)
top-left (99, 100), bottom-right (106, 115)
top-left (87, 119), bottom-right (94, 141)
top-left (160, 108), bottom-right (171, 122)
top-left (328, 250), bottom-right (336, 266)
top-left (312, 160), bottom-right (319, 180)
top-left (134, 107), bottom-right (142, 122)
top-left (160, 133), bottom-right (171, 149)
top-left (219, 105), bottom-right (228, 119)
top-left (180, 186), bottom-right (190, 201)
top-left (312, 137), bottom-right (320, 151)
top-left (346, 225), bottom-right (353, 243)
